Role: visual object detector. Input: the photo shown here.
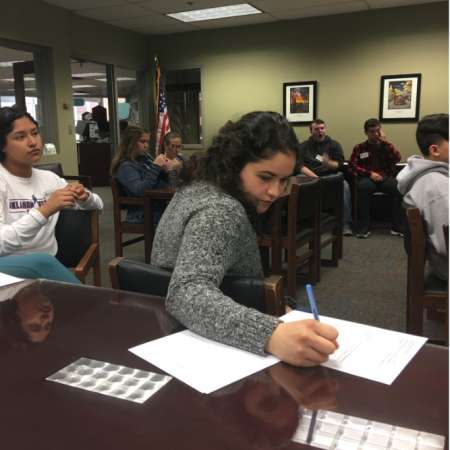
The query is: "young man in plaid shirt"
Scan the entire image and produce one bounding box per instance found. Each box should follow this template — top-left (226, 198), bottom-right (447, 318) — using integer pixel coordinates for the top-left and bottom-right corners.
top-left (349, 118), bottom-right (403, 238)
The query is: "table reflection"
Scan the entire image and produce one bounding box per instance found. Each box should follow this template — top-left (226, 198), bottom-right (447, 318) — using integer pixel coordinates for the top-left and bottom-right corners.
top-left (0, 281), bottom-right (54, 348)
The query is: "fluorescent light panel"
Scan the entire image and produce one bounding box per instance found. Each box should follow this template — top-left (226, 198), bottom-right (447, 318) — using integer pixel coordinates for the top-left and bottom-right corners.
top-left (167, 3), bottom-right (261, 23)
top-left (72, 84), bottom-right (95, 88)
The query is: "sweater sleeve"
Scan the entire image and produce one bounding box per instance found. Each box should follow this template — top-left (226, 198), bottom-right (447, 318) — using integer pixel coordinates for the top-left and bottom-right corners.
top-left (166, 202), bottom-right (279, 355)
top-left (74, 191), bottom-right (104, 210)
top-left (116, 161), bottom-right (163, 196)
top-left (0, 199), bottom-right (48, 255)
top-left (422, 182), bottom-right (448, 259)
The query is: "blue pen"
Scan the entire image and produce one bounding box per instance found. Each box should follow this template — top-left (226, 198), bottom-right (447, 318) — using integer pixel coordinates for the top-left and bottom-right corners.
top-left (306, 284), bottom-right (320, 321)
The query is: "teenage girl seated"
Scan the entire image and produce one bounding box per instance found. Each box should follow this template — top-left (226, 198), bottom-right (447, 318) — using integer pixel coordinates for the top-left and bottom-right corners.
top-left (0, 107), bottom-right (103, 281)
top-left (111, 126), bottom-right (179, 223)
top-left (151, 111), bottom-right (339, 367)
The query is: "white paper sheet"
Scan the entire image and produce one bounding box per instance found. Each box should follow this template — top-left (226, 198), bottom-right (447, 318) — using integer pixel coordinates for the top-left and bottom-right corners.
top-left (280, 310), bottom-right (427, 385)
top-left (0, 272), bottom-right (23, 288)
top-left (129, 330), bottom-right (279, 394)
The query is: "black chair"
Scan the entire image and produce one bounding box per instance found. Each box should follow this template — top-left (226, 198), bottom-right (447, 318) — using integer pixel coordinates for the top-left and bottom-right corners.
top-left (108, 257), bottom-right (285, 316)
top-left (317, 174), bottom-right (344, 279)
top-left (404, 208), bottom-right (448, 344)
top-left (55, 209), bottom-right (101, 286)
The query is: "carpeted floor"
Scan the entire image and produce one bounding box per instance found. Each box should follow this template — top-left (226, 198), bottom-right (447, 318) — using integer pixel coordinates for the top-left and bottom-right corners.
top-left (93, 186), bottom-right (411, 333)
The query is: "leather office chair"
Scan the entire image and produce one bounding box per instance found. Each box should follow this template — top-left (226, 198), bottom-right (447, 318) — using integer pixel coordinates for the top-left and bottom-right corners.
top-left (55, 209), bottom-right (101, 286)
top-left (258, 179), bottom-right (320, 297)
top-left (404, 208), bottom-right (448, 344)
top-left (111, 178), bottom-right (153, 263)
top-left (317, 174), bottom-right (344, 280)
top-left (108, 257), bottom-right (285, 317)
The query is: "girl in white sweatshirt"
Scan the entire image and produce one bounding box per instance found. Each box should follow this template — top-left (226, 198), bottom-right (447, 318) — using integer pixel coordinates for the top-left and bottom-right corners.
top-left (0, 106), bottom-right (103, 260)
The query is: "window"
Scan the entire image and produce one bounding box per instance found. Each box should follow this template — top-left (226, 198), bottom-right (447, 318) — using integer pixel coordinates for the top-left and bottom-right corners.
top-left (166, 68), bottom-right (202, 147)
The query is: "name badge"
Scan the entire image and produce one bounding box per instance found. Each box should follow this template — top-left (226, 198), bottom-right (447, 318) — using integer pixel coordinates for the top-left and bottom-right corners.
top-left (315, 154), bottom-right (323, 162)
top-left (360, 152), bottom-right (369, 159)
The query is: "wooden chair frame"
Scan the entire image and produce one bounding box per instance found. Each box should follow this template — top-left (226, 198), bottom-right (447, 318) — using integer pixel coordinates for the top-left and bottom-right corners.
top-left (405, 208), bottom-right (448, 344)
top-left (317, 175), bottom-right (344, 280)
top-left (111, 178), bottom-right (153, 263)
top-left (259, 180), bottom-right (320, 297)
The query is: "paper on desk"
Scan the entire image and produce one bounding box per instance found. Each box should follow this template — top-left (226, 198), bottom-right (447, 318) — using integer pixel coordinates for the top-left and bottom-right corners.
top-left (0, 272), bottom-right (23, 288)
top-left (281, 310), bottom-right (427, 385)
top-left (129, 330), bottom-right (279, 394)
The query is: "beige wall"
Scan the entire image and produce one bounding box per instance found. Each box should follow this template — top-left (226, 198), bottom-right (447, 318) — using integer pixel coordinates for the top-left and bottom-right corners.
top-left (0, 0), bottom-right (149, 174)
top-left (152, 2), bottom-right (448, 160)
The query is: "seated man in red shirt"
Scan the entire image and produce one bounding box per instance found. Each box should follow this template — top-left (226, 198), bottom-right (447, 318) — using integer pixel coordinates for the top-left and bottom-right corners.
top-left (349, 118), bottom-right (403, 238)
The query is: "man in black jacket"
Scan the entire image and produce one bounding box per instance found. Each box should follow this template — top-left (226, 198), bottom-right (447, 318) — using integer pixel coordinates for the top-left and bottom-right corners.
top-left (298, 119), bottom-right (352, 235)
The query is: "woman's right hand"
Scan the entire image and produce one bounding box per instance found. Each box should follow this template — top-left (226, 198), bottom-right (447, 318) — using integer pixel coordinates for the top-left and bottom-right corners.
top-left (265, 320), bottom-right (339, 367)
top-left (38, 187), bottom-right (77, 218)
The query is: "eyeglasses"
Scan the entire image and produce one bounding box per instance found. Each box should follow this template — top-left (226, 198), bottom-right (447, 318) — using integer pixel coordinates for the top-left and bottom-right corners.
top-left (169, 143), bottom-right (182, 149)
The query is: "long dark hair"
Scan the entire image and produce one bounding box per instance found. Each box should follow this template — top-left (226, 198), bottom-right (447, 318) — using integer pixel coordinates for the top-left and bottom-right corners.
top-left (0, 107), bottom-right (39, 162)
top-left (110, 125), bottom-right (150, 175)
top-left (181, 111), bottom-right (298, 210)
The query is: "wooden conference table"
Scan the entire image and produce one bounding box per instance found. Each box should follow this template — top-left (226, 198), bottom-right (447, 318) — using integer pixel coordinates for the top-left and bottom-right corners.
top-left (0, 280), bottom-right (447, 450)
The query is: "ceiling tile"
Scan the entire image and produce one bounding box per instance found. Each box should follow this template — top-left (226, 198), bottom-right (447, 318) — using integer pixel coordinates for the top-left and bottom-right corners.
top-left (366, 0), bottom-right (440, 8)
top-left (194, 13), bottom-right (276, 29)
top-left (43, 0), bottom-right (126, 10)
top-left (270, 1), bottom-right (368, 20)
top-left (133, 22), bottom-right (198, 34)
top-left (76, 3), bottom-right (148, 20)
top-left (108, 13), bottom-right (179, 27)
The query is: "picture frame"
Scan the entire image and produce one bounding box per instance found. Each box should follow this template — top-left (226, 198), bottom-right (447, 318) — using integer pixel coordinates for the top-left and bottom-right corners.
top-left (283, 81), bottom-right (317, 124)
top-left (379, 73), bottom-right (421, 122)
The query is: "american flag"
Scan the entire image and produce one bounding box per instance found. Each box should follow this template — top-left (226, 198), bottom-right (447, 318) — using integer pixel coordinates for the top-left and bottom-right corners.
top-left (155, 59), bottom-right (170, 155)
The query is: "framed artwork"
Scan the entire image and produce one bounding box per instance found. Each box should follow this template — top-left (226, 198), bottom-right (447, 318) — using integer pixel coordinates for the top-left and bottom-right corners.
top-left (379, 73), bottom-right (421, 122)
top-left (283, 81), bottom-right (317, 124)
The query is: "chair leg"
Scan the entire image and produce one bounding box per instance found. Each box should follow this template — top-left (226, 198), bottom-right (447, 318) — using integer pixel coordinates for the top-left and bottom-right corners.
top-left (115, 233), bottom-right (123, 257)
top-left (144, 233), bottom-right (152, 263)
top-left (93, 255), bottom-right (101, 287)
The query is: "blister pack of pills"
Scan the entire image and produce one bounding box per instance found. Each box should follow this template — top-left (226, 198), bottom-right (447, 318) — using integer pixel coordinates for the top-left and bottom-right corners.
top-left (292, 409), bottom-right (445, 450)
top-left (47, 357), bottom-right (172, 404)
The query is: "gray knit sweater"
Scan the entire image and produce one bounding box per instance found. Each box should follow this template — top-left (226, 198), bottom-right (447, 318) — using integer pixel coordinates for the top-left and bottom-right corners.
top-left (151, 181), bottom-right (279, 355)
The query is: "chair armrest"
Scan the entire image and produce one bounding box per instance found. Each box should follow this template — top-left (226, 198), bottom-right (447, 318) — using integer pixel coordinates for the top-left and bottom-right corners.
top-left (74, 243), bottom-right (99, 279)
top-left (108, 256), bottom-right (124, 289)
top-left (264, 275), bottom-right (285, 316)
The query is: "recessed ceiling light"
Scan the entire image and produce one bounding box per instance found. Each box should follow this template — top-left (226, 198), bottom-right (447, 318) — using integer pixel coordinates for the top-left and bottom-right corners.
top-left (72, 73), bottom-right (104, 78)
top-left (167, 3), bottom-right (262, 22)
top-left (73, 92), bottom-right (89, 96)
top-left (95, 78), bottom-right (107, 82)
top-left (72, 84), bottom-right (95, 88)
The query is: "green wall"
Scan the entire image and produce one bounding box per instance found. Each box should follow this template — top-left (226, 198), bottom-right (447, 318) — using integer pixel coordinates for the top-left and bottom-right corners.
top-left (0, 0), bottom-right (149, 174)
top-left (152, 2), bottom-right (448, 159)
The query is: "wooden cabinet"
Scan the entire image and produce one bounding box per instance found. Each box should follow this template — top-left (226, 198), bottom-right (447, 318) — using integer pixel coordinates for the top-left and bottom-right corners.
top-left (77, 142), bottom-right (112, 187)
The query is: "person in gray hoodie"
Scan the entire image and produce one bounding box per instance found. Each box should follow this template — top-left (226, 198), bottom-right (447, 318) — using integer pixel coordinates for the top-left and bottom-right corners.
top-left (397, 113), bottom-right (448, 281)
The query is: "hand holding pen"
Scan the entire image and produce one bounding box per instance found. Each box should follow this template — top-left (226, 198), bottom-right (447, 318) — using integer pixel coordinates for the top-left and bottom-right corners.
top-left (265, 285), bottom-right (339, 367)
